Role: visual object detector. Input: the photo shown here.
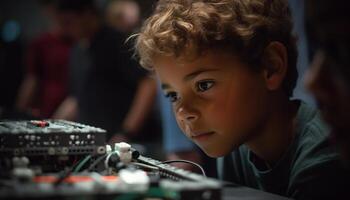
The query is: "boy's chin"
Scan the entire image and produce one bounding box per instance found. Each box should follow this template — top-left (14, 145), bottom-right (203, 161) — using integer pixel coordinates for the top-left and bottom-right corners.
top-left (198, 142), bottom-right (240, 158)
top-left (200, 146), bottom-right (230, 158)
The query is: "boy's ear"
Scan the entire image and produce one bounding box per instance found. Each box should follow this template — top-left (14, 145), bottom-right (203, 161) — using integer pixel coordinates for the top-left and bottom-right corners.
top-left (262, 41), bottom-right (288, 91)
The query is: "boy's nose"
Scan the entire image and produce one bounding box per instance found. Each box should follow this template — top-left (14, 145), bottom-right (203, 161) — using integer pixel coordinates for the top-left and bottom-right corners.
top-left (176, 106), bottom-right (199, 123)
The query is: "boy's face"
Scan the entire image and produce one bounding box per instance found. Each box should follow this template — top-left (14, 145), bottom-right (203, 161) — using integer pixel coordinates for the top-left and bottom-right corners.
top-left (154, 51), bottom-right (270, 157)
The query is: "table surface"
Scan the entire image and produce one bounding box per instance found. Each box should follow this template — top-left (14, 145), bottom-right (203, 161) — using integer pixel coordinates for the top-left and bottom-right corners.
top-left (222, 186), bottom-right (292, 200)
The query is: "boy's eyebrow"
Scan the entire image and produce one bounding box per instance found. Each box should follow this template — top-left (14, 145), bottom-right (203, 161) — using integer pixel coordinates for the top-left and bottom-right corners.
top-left (161, 68), bottom-right (219, 90)
top-left (184, 68), bottom-right (219, 82)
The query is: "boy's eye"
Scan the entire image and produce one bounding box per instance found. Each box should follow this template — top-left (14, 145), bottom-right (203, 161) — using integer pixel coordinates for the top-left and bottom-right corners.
top-left (196, 80), bottom-right (214, 92)
top-left (165, 92), bottom-right (179, 103)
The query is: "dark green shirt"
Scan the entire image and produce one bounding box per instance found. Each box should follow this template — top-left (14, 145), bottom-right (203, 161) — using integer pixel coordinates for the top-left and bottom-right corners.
top-left (217, 101), bottom-right (348, 199)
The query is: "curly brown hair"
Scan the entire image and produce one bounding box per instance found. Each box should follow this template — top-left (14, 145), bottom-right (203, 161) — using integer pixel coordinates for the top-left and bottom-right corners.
top-left (134, 0), bottom-right (298, 96)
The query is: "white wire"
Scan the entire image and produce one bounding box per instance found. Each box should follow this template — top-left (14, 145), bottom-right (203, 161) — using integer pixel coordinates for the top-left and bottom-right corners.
top-left (161, 160), bottom-right (207, 177)
top-left (104, 152), bottom-right (116, 169)
top-left (131, 162), bottom-right (159, 170)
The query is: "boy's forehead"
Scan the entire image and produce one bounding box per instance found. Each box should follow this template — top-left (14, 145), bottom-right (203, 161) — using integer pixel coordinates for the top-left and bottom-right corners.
top-left (152, 55), bottom-right (190, 80)
top-left (153, 50), bottom-right (242, 84)
top-left (156, 63), bottom-right (200, 84)
top-left (153, 49), bottom-right (235, 66)
top-left (152, 55), bottom-right (192, 71)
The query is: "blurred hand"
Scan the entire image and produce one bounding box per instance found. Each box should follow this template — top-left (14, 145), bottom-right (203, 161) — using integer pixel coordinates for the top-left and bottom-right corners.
top-left (108, 133), bottom-right (128, 145)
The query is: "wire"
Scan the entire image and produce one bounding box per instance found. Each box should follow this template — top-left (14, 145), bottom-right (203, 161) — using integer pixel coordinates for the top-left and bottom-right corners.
top-left (54, 155), bottom-right (92, 186)
top-left (87, 147), bottom-right (138, 172)
top-left (160, 160), bottom-right (207, 177)
top-left (88, 154), bottom-right (108, 171)
top-left (104, 152), bottom-right (118, 170)
top-left (54, 168), bottom-right (72, 186)
top-left (73, 155), bottom-right (92, 172)
top-left (131, 162), bottom-right (159, 171)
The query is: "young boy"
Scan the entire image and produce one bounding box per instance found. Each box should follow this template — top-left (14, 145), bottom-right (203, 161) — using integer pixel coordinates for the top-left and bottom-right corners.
top-left (134, 0), bottom-right (347, 199)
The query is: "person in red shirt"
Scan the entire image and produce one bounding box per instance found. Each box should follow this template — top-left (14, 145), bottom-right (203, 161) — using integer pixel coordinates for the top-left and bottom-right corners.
top-left (16, 1), bottom-right (80, 118)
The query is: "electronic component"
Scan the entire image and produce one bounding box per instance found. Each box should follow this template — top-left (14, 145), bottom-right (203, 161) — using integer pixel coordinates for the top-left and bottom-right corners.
top-left (0, 120), bottom-right (106, 156)
top-left (0, 120), bottom-right (106, 172)
top-left (0, 155), bottom-right (222, 200)
top-left (0, 121), bottom-right (223, 199)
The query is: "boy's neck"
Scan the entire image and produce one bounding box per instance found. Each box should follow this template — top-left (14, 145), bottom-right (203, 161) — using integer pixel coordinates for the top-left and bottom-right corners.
top-left (245, 94), bottom-right (299, 167)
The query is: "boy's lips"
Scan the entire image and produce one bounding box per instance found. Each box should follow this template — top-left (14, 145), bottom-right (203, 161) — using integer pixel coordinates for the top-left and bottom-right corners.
top-left (190, 131), bottom-right (215, 140)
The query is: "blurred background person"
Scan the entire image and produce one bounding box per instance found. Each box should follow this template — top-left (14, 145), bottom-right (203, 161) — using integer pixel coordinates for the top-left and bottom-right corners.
top-left (54, 0), bottom-right (161, 157)
top-left (305, 0), bottom-right (350, 166)
top-left (105, 0), bottom-right (140, 33)
top-left (1, 0), bottom-right (56, 120)
top-left (0, 19), bottom-right (24, 119)
top-left (15, 0), bottom-right (77, 119)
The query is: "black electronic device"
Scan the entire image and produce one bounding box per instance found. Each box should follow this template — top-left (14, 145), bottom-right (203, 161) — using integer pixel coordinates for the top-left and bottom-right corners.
top-left (0, 119), bottom-right (106, 156)
top-left (0, 120), bottom-right (106, 172)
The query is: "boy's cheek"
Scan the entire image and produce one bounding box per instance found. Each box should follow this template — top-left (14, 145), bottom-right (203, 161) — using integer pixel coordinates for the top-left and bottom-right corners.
top-left (206, 99), bottom-right (239, 123)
